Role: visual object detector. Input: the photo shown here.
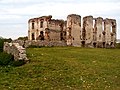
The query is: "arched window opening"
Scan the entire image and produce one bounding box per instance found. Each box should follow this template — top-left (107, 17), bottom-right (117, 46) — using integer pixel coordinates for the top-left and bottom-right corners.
top-left (32, 33), bottom-right (35, 40)
top-left (40, 21), bottom-right (43, 28)
top-left (39, 31), bottom-right (44, 40)
top-left (32, 22), bottom-right (34, 29)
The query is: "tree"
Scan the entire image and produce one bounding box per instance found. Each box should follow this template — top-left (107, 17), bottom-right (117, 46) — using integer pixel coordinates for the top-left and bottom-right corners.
top-left (0, 38), bottom-right (12, 52)
top-left (0, 38), bottom-right (4, 52)
top-left (17, 36), bottom-right (28, 40)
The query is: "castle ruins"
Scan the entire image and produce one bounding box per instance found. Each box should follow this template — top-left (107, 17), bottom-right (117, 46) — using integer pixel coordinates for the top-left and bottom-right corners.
top-left (28, 14), bottom-right (116, 48)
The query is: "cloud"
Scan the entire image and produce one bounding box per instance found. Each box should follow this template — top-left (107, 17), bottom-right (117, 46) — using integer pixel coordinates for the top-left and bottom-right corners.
top-left (0, 0), bottom-right (33, 3)
top-left (4, 1), bottom-right (119, 17)
top-left (0, 15), bottom-right (22, 20)
top-left (0, 23), bottom-right (27, 39)
top-left (1, 0), bottom-right (120, 5)
top-left (0, 0), bottom-right (120, 39)
top-left (1, 0), bottom-right (120, 16)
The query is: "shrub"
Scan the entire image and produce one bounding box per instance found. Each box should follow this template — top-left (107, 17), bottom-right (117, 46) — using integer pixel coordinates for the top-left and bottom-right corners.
top-left (0, 52), bottom-right (14, 66)
top-left (0, 52), bottom-right (26, 66)
top-left (17, 36), bottom-right (28, 40)
top-left (0, 38), bottom-right (4, 52)
top-left (0, 38), bottom-right (25, 67)
top-left (0, 38), bottom-right (12, 52)
top-left (116, 43), bottom-right (120, 48)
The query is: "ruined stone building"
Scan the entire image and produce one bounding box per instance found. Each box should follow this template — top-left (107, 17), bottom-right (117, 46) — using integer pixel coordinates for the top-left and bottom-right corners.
top-left (28, 14), bottom-right (116, 48)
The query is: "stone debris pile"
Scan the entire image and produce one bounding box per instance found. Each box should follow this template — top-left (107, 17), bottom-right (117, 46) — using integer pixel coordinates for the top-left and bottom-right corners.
top-left (4, 42), bottom-right (29, 62)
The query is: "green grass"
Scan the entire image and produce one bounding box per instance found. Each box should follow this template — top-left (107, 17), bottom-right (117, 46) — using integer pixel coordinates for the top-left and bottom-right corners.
top-left (0, 47), bottom-right (120, 90)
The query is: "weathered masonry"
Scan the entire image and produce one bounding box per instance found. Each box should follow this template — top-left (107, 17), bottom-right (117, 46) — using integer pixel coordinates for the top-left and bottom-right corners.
top-left (4, 42), bottom-right (28, 62)
top-left (28, 14), bottom-right (116, 48)
top-left (28, 15), bottom-right (66, 41)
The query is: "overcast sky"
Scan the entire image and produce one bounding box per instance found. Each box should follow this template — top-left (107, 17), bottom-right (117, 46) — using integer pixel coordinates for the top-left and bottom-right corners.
top-left (0, 0), bottom-right (120, 39)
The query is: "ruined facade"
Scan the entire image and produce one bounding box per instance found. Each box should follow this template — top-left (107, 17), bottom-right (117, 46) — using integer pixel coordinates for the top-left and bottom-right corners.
top-left (28, 15), bottom-right (66, 41)
top-left (28, 14), bottom-right (116, 48)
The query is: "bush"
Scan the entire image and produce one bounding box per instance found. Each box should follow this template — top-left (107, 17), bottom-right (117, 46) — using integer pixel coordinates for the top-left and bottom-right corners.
top-left (0, 52), bottom-right (14, 66)
top-left (0, 52), bottom-right (26, 66)
top-left (0, 38), bottom-right (25, 67)
top-left (0, 38), bottom-right (12, 52)
top-left (0, 38), bottom-right (4, 52)
top-left (116, 43), bottom-right (120, 48)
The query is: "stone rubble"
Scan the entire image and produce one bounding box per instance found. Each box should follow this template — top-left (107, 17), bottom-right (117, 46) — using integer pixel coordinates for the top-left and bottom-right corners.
top-left (3, 42), bottom-right (29, 62)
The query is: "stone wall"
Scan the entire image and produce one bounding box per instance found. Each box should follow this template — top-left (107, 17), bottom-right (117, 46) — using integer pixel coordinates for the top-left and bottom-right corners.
top-left (12, 40), bottom-right (67, 48)
top-left (3, 42), bottom-right (28, 62)
top-left (67, 14), bottom-right (81, 46)
top-left (28, 15), bottom-right (65, 41)
top-left (81, 16), bottom-right (116, 48)
top-left (82, 16), bottom-right (93, 45)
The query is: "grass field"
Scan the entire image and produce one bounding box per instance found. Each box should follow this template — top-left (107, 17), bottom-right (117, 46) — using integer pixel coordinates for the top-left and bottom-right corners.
top-left (0, 47), bottom-right (120, 90)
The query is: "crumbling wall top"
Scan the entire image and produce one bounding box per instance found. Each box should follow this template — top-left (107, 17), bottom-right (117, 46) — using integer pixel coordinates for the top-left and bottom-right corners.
top-left (49, 19), bottom-right (64, 25)
top-left (104, 18), bottom-right (112, 24)
top-left (94, 17), bottom-right (103, 24)
top-left (94, 17), bottom-right (103, 20)
top-left (28, 15), bottom-right (52, 22)
top-left (67, 14), bottom-right (81, 18)
top-left (28, 18), bottom-right (38, 23)
top-left (83, 15), bottom-right (93, 20)
top-left (38, 15), bottom-right (52, 21)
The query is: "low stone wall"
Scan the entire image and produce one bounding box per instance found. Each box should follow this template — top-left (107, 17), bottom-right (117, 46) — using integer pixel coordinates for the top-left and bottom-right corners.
top-left (12, 40), bottom-right (67, 48)
top-left (3, 42), bottom-right (29, 62)
top-left (25, 40), bottom-right (67, 47)
top-left (12, 40), bottom-right (25, 47)
top-left (3, 40), bottom-right (66, 62)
